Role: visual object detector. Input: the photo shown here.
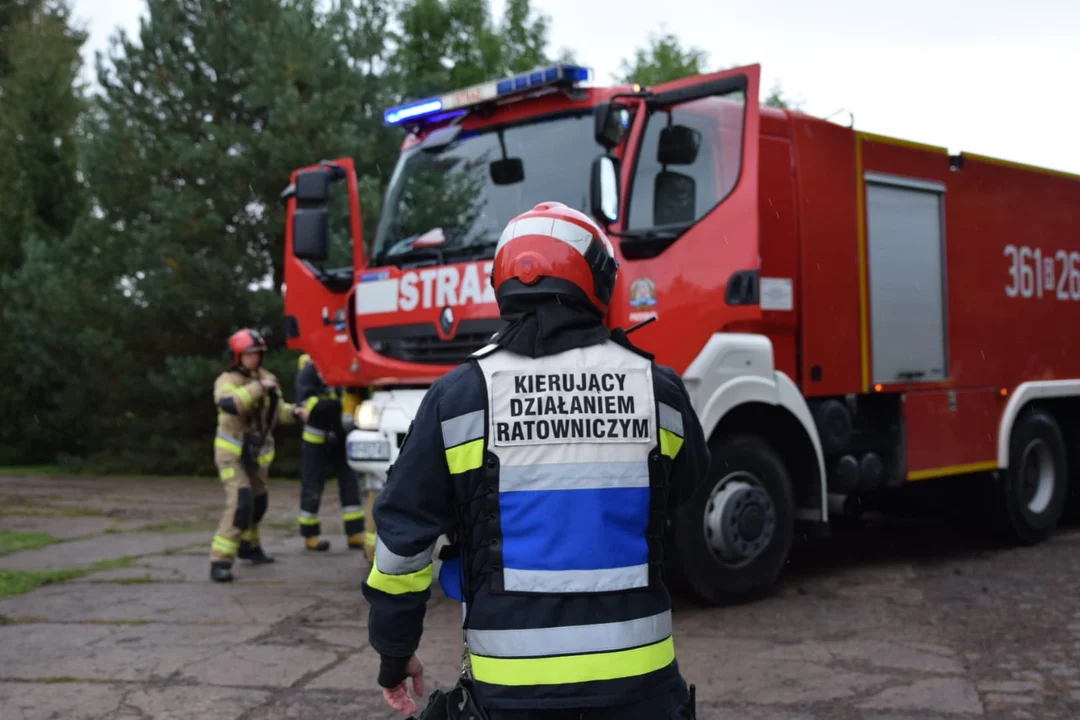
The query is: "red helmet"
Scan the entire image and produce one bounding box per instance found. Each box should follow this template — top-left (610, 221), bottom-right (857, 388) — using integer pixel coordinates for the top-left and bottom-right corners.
top-left (228, 328), bottom-right (267, 365)
top-left (491, 202), bottom-right (618, 316)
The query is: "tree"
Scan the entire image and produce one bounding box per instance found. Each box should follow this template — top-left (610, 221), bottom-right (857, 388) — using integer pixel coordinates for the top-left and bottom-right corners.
top-left (63, 0), bottom-right (399, 473)
top-left (0, 0), bottom-right (87, 464)
top-left (0, 0), bottom-right (86, 274)
top-left (616, 29), bottom-right (708, 87)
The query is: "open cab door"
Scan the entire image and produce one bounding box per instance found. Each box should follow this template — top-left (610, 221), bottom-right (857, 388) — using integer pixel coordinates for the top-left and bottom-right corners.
top-left (599, 64), bottom-right (762, 374)
top-left (281, 157), bottom-right (366, 387)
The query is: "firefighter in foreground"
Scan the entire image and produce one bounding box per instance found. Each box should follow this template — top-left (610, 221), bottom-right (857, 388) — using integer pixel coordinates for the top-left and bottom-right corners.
top-left (361, 202), bottom-right (710, 718)
top-left (294, 353), bottom-right (366, 552)
top-left (210, 329), bottom-right (308, 582)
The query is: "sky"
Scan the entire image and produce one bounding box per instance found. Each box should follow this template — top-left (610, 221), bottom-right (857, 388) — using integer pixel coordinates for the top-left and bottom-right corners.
top-left (71, 0), bottom-right (1080, 175)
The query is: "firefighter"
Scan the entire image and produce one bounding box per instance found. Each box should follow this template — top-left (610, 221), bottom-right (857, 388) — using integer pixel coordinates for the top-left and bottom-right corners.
top-left (294, 353), bottom-right (366, 552)
top-left (210, 328), bottom-right (308, 583)
top-left (361, 202), bottom-right (710, 718)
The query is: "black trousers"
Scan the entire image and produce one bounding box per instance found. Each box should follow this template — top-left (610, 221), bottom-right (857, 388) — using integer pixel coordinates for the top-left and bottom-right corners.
top-left (485, 684), bottom-right (693, 720)
top-left (299, 435), bottom-right (363, 538)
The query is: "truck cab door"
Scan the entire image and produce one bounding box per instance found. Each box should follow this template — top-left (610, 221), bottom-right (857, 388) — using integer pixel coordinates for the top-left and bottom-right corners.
top-left (281, 158), bottom-right (366, 387)
top-left (606, 64), bottom-right (762, 373)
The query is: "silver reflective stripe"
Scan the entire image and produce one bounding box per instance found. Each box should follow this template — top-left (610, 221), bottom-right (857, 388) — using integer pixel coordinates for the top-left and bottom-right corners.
top-left (216, 431), bottom-right (243, 446)
top-left (658, 402), bottom-right (683, 437)
top-left (300, 511), bottom-right (317, 519)
top-left (441, 409), bottom-right (484, 449)
top-left (375, 536), bottom-right (436, 575)
top-left (304, 425), bottom-right (327, 438)
top-left (466, 610), bottom-right (672, 658)
top-left (500, 461), bottom-right (648, 493)
top-left (342, 505), bottom-right (363, 515)
top-left (503, 564), bottom-right (648, 593)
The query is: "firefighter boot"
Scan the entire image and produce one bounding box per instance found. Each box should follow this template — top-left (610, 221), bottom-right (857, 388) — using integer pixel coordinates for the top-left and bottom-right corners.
top-left (305, 536), bottom-right (330, 552)
top-left (210, 561), bottom-right (234, 582)
top-left (347, 534), bottom-right (366, 550)
top-left (239, 541), bottom-right (275, 564)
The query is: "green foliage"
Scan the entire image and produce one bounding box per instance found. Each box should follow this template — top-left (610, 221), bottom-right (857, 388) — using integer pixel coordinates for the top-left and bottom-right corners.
top-left (616, 29), bottom-right (709, 87)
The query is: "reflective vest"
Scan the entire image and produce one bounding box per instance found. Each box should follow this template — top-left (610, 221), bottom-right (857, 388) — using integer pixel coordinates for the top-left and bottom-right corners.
top-left (461, 341), bottom-right (681, 706)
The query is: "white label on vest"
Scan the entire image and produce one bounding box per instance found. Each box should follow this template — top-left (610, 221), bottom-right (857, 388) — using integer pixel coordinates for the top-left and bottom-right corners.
top-left (489, 368), bottom-right (652, 446)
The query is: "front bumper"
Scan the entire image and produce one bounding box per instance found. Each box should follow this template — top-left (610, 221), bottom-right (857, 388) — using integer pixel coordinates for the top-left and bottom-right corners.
top-left (344, 388), bottom-right (429, 489)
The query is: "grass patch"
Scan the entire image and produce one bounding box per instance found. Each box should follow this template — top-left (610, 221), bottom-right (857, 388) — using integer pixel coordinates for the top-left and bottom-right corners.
top-left (91, 556), bottom-right (137, 571)
top-left (0, 530), bottom-right (59, 556)
top-left (0, 569), bottom-right (87, 599)
top-left (0, 465), bottom-right (64, 477)
top-left (0, 556), bottom-right (143, 599)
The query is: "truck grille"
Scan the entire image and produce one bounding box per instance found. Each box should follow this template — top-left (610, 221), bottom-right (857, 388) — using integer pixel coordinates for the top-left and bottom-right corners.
top-left (364, 319), bottom-right (505, 366)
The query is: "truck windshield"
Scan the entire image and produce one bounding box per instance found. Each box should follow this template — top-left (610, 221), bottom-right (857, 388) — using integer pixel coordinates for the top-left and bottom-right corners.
top-left (372, 112), bottom-right (602, 265)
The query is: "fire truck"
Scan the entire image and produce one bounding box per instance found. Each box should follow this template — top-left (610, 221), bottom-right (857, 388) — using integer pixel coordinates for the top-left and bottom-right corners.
top-left (279, 62), bottom-right (1080, 605)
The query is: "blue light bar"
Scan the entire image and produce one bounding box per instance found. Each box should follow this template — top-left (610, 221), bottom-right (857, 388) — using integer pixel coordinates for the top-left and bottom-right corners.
top-left (383, 64), bottom-right (592, 126)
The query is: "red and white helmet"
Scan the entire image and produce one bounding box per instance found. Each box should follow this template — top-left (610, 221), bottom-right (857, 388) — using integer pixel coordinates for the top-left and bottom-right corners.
top-left (491, 202), bottom-right (618, 316)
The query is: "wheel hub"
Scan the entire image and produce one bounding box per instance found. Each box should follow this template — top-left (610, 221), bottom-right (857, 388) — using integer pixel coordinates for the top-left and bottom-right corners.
top-left (704, 475), bottom-right (776, 566)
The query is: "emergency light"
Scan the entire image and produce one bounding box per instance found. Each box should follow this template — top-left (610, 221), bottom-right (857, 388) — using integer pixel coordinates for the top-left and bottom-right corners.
top-left (383, 64), bottom-right (592, 126)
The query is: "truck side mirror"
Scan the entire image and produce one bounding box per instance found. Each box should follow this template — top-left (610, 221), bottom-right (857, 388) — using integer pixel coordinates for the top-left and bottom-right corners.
top-left (590, 155), bottom-right (620, 223)
top-left (293, 207), bottom-right (330, 262)
top-left (295, 168), bottom-right (331, 203)
top-left (594, 103), bottom-right (629, 149)
top-left (657, 124), bottom-right (701, 165)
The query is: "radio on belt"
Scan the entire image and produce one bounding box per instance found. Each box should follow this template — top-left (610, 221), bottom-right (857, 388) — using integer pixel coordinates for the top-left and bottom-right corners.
top-left (383, 64), bottom-right (592, 126)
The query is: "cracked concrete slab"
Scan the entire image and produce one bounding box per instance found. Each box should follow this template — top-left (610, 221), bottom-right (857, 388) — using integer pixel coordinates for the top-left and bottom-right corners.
top-left (0, 581), bottom-right (316, 624)
top-left (0, 682), bottom-right (272, 720)
top-left (856, 677), bottom-right (984, 714)
top-left (175, 643), bottom-right (339, 688)
top-left (0, 623), bottom-right (265, 681)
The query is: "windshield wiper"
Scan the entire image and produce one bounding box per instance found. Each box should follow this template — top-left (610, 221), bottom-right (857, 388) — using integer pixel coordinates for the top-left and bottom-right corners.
top-left (372, 246), bottom-right (444, 267)
top-left (609, 222), bottom-right (692, 241)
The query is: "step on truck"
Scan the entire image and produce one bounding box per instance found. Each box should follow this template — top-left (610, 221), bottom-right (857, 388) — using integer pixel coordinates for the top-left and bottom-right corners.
top-left (280, 62), bottom-right (1080, 605)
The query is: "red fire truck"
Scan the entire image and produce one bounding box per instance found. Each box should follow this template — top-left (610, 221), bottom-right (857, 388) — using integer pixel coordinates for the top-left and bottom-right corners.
top-left (280, 62), bottom-right (1080, 605)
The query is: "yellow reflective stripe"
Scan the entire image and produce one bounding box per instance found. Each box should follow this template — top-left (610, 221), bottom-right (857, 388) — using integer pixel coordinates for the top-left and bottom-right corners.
top-left (278, 404), bottom-right (293, 423)
top-left (659, 428), bottom-right (684, 459)
top-left (365, 532), bottom-right (377, 545)
top-left (258, 449), bottom-right (275, 466)
top-left (470, 636), bottom-right (675, 687)
top-left (342, 510), bottom-right (365, 522)
top-left (240, 529), bottom-right (257, 542)
top-left (304, 396), bottom-right (320, 413)
top-left (215, 437), bottom-right (242, 456)
top-left (212, 535), bottom-right (239, 553)
top-left (366, 555), bottom-right (433, 595)
top-left (445, 438), bottom-right (484, 474)
top-left (234, 386), bottom-right (253, 409)
top-left (298, 515), bottom-right (320, 526)
top-left (219, 466), bottom-right (236, 480)
top-left (302, 431), bottom-right (327, 444)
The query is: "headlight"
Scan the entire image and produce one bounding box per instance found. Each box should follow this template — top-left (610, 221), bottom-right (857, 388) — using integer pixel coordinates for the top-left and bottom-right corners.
top-left (355, 401), bottom-right (381, 431)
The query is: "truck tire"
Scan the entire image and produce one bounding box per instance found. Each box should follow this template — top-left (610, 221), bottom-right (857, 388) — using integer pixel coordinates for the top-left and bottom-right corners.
top-left (994, 408), bottom-right (1068, 545)
top-left (670, 433), bottom-right (795, 606)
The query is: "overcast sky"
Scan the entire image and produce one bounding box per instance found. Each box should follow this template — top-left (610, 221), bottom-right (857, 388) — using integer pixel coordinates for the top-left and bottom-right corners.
top-left (71, 0), bottom-right (1080, 174)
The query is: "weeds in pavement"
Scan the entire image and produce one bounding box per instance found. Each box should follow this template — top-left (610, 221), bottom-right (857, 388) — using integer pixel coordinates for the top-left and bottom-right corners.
top-left (0, 531), bottom-right (60, 556)
top-left (0, 569), bottom-right (87, 599)
top-left (0, 556), bottom-right (142, 599)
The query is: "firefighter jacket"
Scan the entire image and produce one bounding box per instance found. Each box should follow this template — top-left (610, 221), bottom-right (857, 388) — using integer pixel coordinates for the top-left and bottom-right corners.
top-left (213, 367), bottom-right (298, 467)
top-left (295, 361), bottom-right (345, 444)
top-left (361, 332), bottom-right (710, 712)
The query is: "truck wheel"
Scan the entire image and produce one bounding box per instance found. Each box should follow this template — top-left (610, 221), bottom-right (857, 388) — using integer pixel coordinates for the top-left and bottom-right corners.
top-left (671, 434), bottom-right (795, 606)
top-left (995, 408), bottom-right (1068, 545)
